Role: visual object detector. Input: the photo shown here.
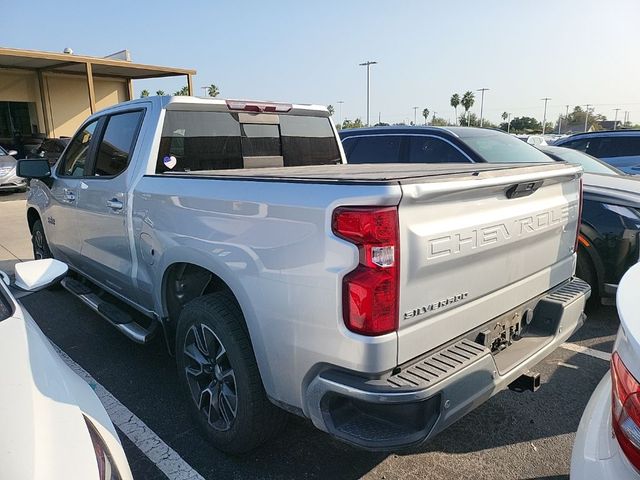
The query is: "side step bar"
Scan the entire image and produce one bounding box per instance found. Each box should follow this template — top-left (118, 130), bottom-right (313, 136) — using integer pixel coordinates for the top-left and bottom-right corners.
top-left (61, 277), bottom-right (157, 344)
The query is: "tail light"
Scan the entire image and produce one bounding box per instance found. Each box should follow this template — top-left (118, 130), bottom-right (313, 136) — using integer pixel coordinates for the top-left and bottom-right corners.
top-left (574, 178), bottom-right (583, 254)
top-left (611, 352), bottom-right (640, 470)
top-left (332, 206), bottom-right (399, 336)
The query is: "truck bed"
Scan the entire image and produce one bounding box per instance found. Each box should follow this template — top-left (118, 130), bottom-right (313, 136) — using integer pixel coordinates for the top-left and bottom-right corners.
top-left (154, 162), bottom-right (573, 185)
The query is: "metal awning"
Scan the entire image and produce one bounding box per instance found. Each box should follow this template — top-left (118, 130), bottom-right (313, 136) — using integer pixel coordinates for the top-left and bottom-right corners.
top-left (0, 46), bottom-right (195, 79)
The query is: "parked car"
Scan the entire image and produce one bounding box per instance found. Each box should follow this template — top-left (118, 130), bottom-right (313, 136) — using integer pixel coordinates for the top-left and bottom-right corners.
top-left (27, 137), bottom-right (71, 166)
top-left (0, 259), bottom-right (133, 480)
top-left (20, 97), bottom-right (590, 453)
top-left (539, 146), bottom-right (640, 304)
top-left (516, 134), bottom-right (548, 147)
top-left (571, 262), bottom-right (640, 479)
top-left (553, 130), bottom-right (640, 174)
top-left (340, 127), bottom-right (640, 305)
top-left (0, 144), bottom-right (26, 192)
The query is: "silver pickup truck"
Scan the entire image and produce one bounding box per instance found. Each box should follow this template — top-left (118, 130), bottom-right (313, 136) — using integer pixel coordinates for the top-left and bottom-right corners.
top-left (19, 96), bottom-right (590, 453)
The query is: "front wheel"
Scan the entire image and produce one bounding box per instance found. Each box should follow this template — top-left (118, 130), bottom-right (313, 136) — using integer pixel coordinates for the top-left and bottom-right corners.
top-left (31, 219), bottom-right (53, 260)
top-left (175, 292), bottom-right (287, 453)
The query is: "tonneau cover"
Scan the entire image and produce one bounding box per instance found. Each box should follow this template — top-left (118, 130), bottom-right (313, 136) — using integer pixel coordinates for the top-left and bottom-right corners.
top-left (155, 162), bottom-right (577, 185)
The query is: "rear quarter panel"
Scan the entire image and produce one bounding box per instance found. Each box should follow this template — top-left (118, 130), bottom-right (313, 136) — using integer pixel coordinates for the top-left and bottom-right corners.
top-left (132, 175), bottom-right (402, 409)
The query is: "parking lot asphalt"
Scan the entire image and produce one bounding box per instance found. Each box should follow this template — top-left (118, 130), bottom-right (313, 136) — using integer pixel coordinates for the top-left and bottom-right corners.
top-left (18, 284), bottom-right (617, 480)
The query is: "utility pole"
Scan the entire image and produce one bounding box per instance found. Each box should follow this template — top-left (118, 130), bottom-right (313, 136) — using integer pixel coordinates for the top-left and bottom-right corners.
top-left (432, 111), bottom-right (437, 125)
top-left (337, 100), bottom-right (344, 126)
top-left (359, 61), bottom-right (378, 126)
top-left (413, 106), bottom-right (419, 126)
top-left (624, 111), bottom-right (629, 125)
top-left (477, 88), bottom-right (489, 127)
top-left (507, 112), bottom-right (512, 133)
top-left (541, 97), bottom-right (551, 135)
top-left (201, 86), bottom-right (209, 97)
top-left (378, 112), bottom-right (381, 124)
top-left (613, 108), bottom-right (621, 130)
top-left (584, 104), bottom-right (592, 132)
top-left (557, 114), bottom-right (562, 134)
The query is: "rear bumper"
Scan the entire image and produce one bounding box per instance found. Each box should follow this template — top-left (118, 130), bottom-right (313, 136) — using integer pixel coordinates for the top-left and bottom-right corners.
top-left (305, 277), bottom-right (590, 450)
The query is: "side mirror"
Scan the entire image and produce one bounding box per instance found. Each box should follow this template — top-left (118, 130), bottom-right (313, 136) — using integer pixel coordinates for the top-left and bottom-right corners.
top-left (14, 259), bottom-right (68, 292)
top-left (17, 159), bottom-right (51, 179)
top-left (7, 149), bottom-right (17, 156)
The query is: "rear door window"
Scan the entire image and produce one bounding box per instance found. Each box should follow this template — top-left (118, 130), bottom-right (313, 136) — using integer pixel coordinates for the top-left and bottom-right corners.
top-left (408, 136), bottom-right (471, 164)
top-left (596, 136), bottom-right (640, 158)
top-left (346, 135), bottom-right (403, 164)
top-left (93, 110), bottom-right (144, 176)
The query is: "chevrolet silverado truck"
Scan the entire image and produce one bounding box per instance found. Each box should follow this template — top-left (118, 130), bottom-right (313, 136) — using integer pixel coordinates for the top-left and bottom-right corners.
top-left (19, 96), bottom-right (590, 453)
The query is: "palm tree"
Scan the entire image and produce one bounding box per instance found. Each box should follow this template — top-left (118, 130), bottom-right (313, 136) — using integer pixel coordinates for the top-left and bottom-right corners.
top-left (501, 112), bottom-right (511, 133)
top-left (140, 89), bottom-right (150, 98)
top-left (422, 108), bottom-right (430, 125)
top-left (156, 90), bottom-right (165, 96)
top-left (174, 85), bottom-right (190, 96)
top-left (461, 91), bottom-right (475, 126)
top-left (207, 84), bottom-right (220, 97)
top-left (327, 105), bottom-right (335, 116)
top-left (450, 94), bottom-right (460, 125)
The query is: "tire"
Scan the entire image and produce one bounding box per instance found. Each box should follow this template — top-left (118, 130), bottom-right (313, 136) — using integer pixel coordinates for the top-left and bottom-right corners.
top-left (576, 249), bottom-right (599, 310)
top-left (31, 219), bottom-right (53, 260)
top-left (175, 292), bottom-right (287, 453)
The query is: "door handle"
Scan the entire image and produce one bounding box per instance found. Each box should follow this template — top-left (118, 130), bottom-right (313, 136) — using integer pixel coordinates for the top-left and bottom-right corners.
top-left (106, 198), bottom-right (124, 211)
top-left (63, 189), bottom-right (76, 202)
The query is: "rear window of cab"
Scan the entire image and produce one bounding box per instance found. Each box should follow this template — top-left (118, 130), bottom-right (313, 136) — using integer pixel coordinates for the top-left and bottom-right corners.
top-left (156, 111), bottom-right (341, 173)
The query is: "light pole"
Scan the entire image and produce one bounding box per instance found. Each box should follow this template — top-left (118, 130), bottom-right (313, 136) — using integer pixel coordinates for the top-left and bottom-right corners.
top-left (507, 112), bottom-right (512, 133)
top-left (432, 111), bottom-right (437, 125)
top-left (541, 97), bottom-right (551, 134)
top-left (359, 61), bottom-right (378, 126)
top-left (337, 100), bottom-right (344, 126)
top-left (613, 108), bottom-right (621, 130)
top-left (477, 88), bottom-right (489, 127)
top-left (412, 106), bottom-right (419, 125)
top-left (201, 86), bottom-right (209, 97)
top-left (584, 104), bottom-right (592, 132)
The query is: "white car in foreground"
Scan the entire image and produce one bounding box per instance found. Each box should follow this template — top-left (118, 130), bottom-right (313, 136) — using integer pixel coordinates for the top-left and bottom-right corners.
top-left (0, 259), bottom-right (132, 480)
top-left (571, 262), bottom-right (640, 478)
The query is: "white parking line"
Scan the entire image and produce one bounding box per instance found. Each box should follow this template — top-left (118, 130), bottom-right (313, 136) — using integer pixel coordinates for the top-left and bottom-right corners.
top-left (52, 344), bottom-right (204, 480)
top-left (561, 342), bottom-right (612, 362)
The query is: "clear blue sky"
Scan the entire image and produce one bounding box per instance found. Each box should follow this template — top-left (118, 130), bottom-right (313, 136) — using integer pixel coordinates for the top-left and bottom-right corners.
top-left (3, 0), bottom-right (639, 125)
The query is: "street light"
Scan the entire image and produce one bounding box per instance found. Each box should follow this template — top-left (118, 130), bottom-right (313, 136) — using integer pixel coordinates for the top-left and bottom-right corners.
top-left (584, 104), bottom-right (592, 132)
top-left (412, 106), bottom-right (419, 125)
top-left (359, 61), bottom-right (378, 126)
top-left (337, 100), bottom-right (344, 126)
top-left (477, 88), bottom-right (489, 127)
top-left (541, 97), bottom-right (551, 135)
top-left (613, 108), bottom-right (621, 130)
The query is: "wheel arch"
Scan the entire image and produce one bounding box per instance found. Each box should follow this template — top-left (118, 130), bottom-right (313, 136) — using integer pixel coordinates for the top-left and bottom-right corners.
top-left (156, 250), bottom-right (275, 396)
top-left (26, 207), bottom-right (41, 233)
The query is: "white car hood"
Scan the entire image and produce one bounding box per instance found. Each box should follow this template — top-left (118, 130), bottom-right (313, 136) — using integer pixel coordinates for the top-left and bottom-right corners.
top-left (0, 303), bottom-right (118, 480)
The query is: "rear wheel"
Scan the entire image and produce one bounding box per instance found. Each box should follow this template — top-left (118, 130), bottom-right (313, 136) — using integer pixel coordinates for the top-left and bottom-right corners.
top-left (175, 292), bottom-right (287, 453)
top-left (576, 249), bottom-right (598, 310)
top-left (31, 219), bottom-right (53, 260)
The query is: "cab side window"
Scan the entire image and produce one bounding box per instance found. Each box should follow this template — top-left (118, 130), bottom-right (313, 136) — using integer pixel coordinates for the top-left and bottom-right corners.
top-left (59, 120), bottom-right (98, 177)
top-left (93, 111), bottom-right (144, 176)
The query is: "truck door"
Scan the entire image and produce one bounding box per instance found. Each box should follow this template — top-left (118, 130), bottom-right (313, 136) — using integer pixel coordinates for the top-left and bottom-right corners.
top-left (45, 119), bottom-right (99, 266)
top-left (74, 109), bottom-right (144, 299)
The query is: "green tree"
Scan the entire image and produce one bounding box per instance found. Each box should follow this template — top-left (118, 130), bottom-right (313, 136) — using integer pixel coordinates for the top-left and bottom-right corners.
top-left (431, 116), bottom-right (448, 126)
top-left (140, 89), bottom-right (150, 98)
top-left (501, 112), bottom-right (508, 122)
top-left (156, 90), bottom-right (165, 96)
top-left (501, 116), bottom-right (542, 133)
top-left (207, 84), bottom-right (220, 97)
top-left (422, 107), bottom-right (430, 125)
top-left (450, 94), bottom-right (460, 125)
top-left (174, 85), bottom-right (190, 96)
top-left (327, 105), bottom-right (335, 116)
top-left (460, 91), bottom-right (475, 126)
top-left (342, 118), bottom-right (364, 129)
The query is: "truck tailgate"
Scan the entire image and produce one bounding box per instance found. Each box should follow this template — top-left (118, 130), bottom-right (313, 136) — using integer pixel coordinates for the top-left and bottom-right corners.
top-left (397, 164), bottom-right (582, 364)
